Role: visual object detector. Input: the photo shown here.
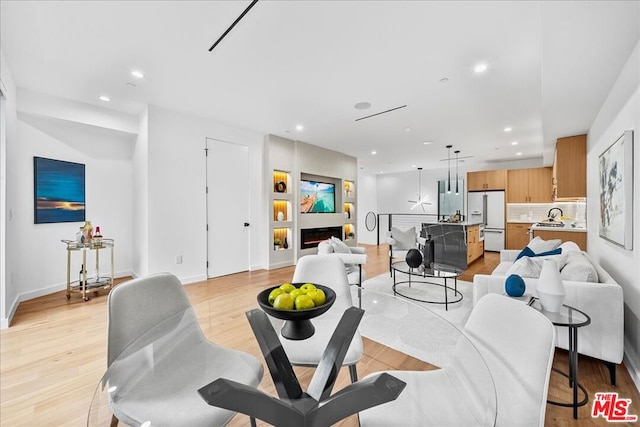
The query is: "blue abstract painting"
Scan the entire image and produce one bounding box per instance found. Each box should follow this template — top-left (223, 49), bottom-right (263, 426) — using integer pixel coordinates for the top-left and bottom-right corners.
top-left (34, 157), bottom-right (85, 224)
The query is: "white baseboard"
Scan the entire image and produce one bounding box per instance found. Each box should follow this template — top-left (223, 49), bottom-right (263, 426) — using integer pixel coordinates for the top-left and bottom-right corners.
top-left (624, 337), bottom-right (640, 393)
top-left (180, 273), bottom-right (207, 285)
top-left (0, 293), bottom-right (20, 329)
top-left (0, 270), bottom-right (132, 329)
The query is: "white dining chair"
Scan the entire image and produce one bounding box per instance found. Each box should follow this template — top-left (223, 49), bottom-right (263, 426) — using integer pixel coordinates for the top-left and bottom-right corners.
top-left (359, 293), bottom-right (556, 426)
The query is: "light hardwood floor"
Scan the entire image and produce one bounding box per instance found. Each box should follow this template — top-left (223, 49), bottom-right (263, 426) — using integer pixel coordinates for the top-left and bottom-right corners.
top-left (1, 245), bottom-right (638, 426)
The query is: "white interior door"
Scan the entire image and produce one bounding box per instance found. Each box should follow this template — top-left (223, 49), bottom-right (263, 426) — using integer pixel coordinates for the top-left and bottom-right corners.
top-left (206, 138), bottom-right (250, 278)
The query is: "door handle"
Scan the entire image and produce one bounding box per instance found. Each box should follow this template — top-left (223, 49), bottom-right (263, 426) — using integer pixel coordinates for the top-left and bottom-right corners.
top-left (244, 222), bottom-right (250, 227)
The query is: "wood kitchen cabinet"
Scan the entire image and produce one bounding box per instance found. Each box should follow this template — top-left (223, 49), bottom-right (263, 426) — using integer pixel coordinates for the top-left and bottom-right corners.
top-left (532, 230), bottom-right (587, 251)
top-left (467, 169), bottom-right (507, 191)
top-left (507, 167), bottom-right (553, 203)
top-left (553, 134), bottom-right (586, 199)
top-left (466, 224), bottom-right (484, 264)
top-left (506, 223), bottom-right (534, 249)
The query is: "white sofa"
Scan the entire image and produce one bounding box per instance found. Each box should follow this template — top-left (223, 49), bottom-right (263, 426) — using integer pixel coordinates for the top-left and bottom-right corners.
top-left (473, 241), bottom-right (624, 385)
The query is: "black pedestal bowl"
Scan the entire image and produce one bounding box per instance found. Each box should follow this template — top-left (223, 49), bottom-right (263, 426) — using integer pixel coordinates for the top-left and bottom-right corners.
top-left (257, 283), bottom-right (336, 340)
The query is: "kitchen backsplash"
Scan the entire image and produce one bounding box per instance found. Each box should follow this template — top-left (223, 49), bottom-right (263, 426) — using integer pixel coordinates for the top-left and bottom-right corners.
top-left (507, 201), bottom-right (587, 224)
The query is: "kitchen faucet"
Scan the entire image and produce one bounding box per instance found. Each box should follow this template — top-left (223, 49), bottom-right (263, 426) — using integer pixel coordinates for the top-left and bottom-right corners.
top-left (547, 207), bottom-right (563, 220)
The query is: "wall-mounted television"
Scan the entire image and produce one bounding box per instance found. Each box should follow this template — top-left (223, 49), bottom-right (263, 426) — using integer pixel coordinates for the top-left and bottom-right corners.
top-left (300, 180), bottom-right (336, 213)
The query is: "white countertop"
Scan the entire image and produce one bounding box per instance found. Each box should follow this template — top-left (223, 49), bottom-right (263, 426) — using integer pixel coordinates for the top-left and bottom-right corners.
top-left (530, 224), bottom-right (587, 233)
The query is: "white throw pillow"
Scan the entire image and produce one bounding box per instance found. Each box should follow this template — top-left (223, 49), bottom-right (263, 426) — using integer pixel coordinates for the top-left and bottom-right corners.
top-left (391, 227), bottom-right (416, 250)
top-left (560, 252), bottom-right (599, 283)
top-left (559, 241), bottom-right (581, 253)
top-left (527, 236), bottom-right (562, 253)
top-left (330, 236), bottom-right (351, 254)
top-left (506, 254), bottom-right (567, 278)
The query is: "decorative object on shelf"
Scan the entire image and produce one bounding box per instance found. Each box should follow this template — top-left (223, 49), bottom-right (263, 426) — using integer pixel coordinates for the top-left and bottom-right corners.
top-left (277, 211), bottom-right (285, 222)
top-left (78, 263), bottom-right (86, 286)
top-left (283, 238), bottom-right (289, 249)
top-left (275, 181), bottom-right (287, 193)
top-left (82, 221), bottom-right (94, 242)
top-left (408, 167), bottom-right (431, 212)
top-left (33, 157), bottom-right (86, 224)
top-left (344, 182), bottom-right (352, 198)
top-left (93, 226), bottom-right (103, 246)
top-left (346, 231), bottom-right (355, 239)
top-left (76, 227), bottom-right (84, 243)
top-left (274, 238), bottom-right (282, 250)
top-left (422, 234), bottom-right (435, 270)
top-left (598, 130), bottom-right (634, 250)
top-left (537, 259), bottom-right (565, 312)
top-left (405, 248), bottom-right (423, 269)
top-left (505, 274), bottom-right (526, 297)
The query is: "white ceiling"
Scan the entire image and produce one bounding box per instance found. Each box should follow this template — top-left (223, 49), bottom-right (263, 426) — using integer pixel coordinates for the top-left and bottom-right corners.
top-left (1, 1), bottom-right (638, 173)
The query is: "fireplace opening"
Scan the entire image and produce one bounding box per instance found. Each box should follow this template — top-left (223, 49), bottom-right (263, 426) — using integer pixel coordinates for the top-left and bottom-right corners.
top-left (300, 226), bottom-right (343, 249)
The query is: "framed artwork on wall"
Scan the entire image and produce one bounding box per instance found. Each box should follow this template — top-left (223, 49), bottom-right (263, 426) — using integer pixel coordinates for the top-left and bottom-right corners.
top-left (598, 130), bottom-right (633, 250)
top-left (33, 157), bottom-right (86, 224)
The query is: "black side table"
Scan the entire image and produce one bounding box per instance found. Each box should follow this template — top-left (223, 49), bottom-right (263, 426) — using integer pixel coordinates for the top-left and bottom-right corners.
top-left (529, 298), bottom-right (591, 419)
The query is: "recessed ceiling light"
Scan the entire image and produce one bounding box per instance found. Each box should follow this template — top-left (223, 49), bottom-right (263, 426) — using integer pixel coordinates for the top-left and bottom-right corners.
top-left (99, 95), bottom-right (111, 102)
top-left (504, 127), bottom-right (512, 132)
top-left (411, 164), bottom-right (416, 168)
top-left (439, 77), bottom-right (449, 84)
top-left (474, 63), bottom-right (488, 73)
top-left (422, 141), bottom-right (433, 145)
top-left (371, 150), bottom-right (377, 155)
top-left (516, 152), bottom-right (522, 156)
top-left (295, 124), bottom-right (304, 131)
top-left (131, 70), bottom-right (145, 79)
top-left (379, 171), bottom-right (384, 174)
top-left (511, 141), bottom-right (518, 145)
top-left (404, 127), bottom-right (411, 132)
top-left (354, 101), bottom-right (371, 110)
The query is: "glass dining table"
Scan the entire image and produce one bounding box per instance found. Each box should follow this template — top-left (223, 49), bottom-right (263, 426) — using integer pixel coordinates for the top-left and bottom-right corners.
top-left (87, 288), bottom-right (496, 426)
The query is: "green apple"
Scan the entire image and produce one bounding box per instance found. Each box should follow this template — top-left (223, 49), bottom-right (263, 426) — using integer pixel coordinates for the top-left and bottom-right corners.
top-left (268, 288), bottom-right (285, 305)
top-left (309, 289), bottom-right (326, 306)
top-left (273, 293), bottom-right (294, 310)
top-left (294, 294), bottom-right (315, 310)
top-left (289, 289), bottom-right (302, 300)
top-left (299, 283), bottom-right (316, 294)
top-left (279, 283), bottom-right (296, 293)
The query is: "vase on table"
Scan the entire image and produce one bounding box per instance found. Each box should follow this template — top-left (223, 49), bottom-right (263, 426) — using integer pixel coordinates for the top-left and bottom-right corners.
top-left (537, 258), bottom-right (565, 312)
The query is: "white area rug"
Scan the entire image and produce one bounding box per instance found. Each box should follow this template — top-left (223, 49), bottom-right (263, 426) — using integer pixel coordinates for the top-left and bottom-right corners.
top-left (351, 272), bottom-right (474, 366)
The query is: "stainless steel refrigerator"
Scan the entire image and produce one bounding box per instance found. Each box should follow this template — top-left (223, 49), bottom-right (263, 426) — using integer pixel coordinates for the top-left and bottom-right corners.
top-left (467, 191), bottom-right (505, 251)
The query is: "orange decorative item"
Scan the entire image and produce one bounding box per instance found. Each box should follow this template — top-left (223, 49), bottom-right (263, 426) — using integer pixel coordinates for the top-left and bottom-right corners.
top-left (82, 221), bottom-right (94, 242)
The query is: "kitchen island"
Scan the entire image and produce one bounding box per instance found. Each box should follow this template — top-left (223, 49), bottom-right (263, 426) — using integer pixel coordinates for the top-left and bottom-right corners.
top-left (420, 221), bottom-right (485, 270)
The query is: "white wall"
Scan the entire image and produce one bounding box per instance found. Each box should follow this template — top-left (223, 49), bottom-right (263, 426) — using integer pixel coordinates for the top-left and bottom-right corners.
top-left (0, 88), bottom-right (135, 327)
top-left (0, 47), bottom-right (18, 328)
top-left (356, 169), bottom-right (378, 245)
top-left (132, 107), bottom-right (149, 277)
top-left (587, 40), bottom-right (640, 386)
top-left (143, 106), bottom-right (265, 282)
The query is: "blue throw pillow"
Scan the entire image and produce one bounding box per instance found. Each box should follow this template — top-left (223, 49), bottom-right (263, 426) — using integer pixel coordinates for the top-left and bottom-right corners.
top-left (516, 246), bottom-right (562, 260)
top-left (505, 274), bottom-right (526, 297)
top-left (516, 246), bottom-right (535, 260)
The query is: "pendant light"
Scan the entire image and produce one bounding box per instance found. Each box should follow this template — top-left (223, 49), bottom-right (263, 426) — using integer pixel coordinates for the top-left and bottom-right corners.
top-left (446, 145), bottom-right (452, 194)
top-left (408, 167), bottom-right (432, 211)
top-left (455, 150), bottom-right (460, 195)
